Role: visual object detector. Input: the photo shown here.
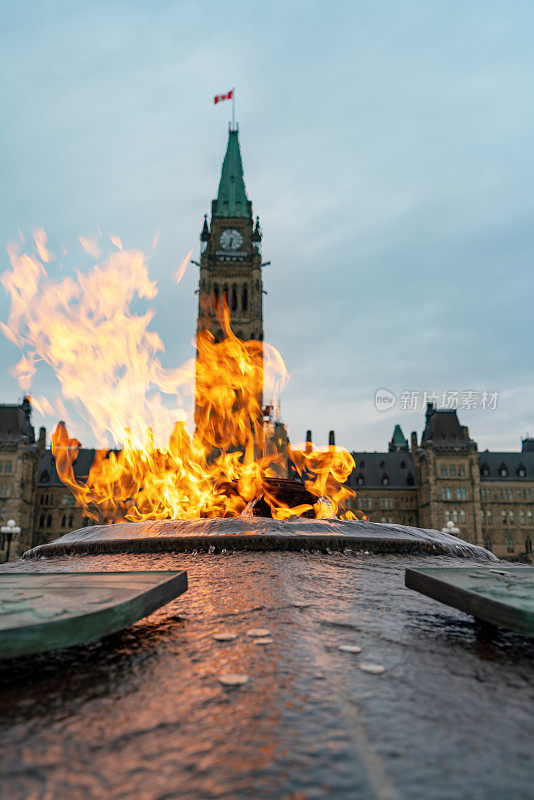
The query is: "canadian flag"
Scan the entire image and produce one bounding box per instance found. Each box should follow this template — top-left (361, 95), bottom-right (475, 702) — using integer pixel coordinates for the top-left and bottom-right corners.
top-left (214, 89), bottom-right (233, 104)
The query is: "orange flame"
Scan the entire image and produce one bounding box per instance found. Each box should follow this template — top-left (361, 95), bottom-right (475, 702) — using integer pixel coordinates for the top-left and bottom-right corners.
top-left (2, 232), bottom-right (358, 523)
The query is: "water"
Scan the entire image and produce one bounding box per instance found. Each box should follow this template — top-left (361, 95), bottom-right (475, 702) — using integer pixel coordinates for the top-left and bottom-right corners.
top-left (0, 548), bottom-right (531, 800)
top-left (26, 517), bottom-right (497, 561)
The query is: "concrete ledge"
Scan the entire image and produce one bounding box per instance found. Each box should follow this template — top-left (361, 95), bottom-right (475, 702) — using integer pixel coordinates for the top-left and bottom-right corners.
top-left (23, 518), bottom-right (494, 560)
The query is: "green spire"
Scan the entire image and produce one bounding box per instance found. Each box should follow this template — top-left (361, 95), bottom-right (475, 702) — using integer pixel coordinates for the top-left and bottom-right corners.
top-left (215, 128), bottom-right (249, 218)
top-left (389, 424), bottom-right (408, 452)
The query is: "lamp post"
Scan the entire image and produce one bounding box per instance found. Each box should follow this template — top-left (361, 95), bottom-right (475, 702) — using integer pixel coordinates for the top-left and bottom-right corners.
top-left (442, 519), bottom-right (460, 537)
top-left (1, 519), bottom-right (21, 563)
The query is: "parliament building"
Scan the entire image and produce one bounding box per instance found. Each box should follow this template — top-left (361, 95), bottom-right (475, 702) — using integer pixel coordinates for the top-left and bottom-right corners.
top-left (0, 128), bottom-right (532, 563)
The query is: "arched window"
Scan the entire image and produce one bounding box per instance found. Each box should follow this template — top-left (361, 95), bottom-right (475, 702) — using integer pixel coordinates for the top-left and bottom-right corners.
top-left (520, 509), bottom-right (525, 525)
top-left (526, 536), bottom-right (533, 554)
top-left (223, 284), bottom-right (229, 304)
top-left (68, 514), bottom-right (74, 527)
top-left (487, 509), bottom-right (493, 522)
top-left (61, 514), bottom-right (66, 528)
top-left (509, 510), bottom-right (515, 524)
top-left (39, 513), bottom-right (45, 528)
top-left (231, 284), bottom-right (237, 311)
top-left (501, 510), bottom-right (507, 524)
top-left (459, 509), bottom-right (466, 523)
top-left (452, 509), bottom-right (458, 522)
top-left (506, 536), bottom-right (515, 553)
top-left (213, 283), bottom-right (220, 304)
top-left (242, 284), bottom-right (248, 312)
top-left (46, 514), bottom-right (52, 528)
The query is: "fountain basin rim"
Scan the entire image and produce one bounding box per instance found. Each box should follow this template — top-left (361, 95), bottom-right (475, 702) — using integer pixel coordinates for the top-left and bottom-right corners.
top-left (23, 518), bottom-right (494, 560)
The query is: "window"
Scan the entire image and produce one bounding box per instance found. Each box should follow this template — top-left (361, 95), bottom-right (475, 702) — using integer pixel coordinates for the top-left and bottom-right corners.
top-left (499, 464), bottom-right (508, 477)
top-left (449, 466), bottom-right (456, 477)
top-left (459, 466), bottom-right (465, 477)
top-left (526, 536), bottom-right (533, 555)
top-left (501, 510), bottom-right (507, 524)
top-left (520, 510), bottom-right (525, 525)
top-left (406, 473), bottom-right (414, 486)
top-left (481, 509), bottom-right (484, 522)
top-left (242, 284), bottom-right (248, 312)
top-left (528, 510), bottom-right (533, 525)
top-left (440, 466), bottom-right (447, 477)
top-left (68, 514), bottom-right (74, 527)
top-left (39, 513), bottom-right (45, 528)
top-left (61, 514), bottom-right (66, 528)
top-left (481, 464), bottom-right (490, 477)
top-left (4, 462), bottom-right (12, 474)
top-left (444, 510), bottom-right (451, 521)
top-left (61, 494), bottom-right (71, 506)
top-left (442, 488), bottom-right (446, 499)
top-left (509, 510), bottom-right (514, 524)
top-left (231, 284), bottom-right (237, 312)
top-left (446, 488), bottom-right (452, 499)
top-left (382, 475), bottom-right (389, 486)
top-left (462, 488), bottom-right (467, 499)
top-left (517, 464), bottom-right (526, 477)
top-left (46, 513), bottom-right (52, 528)
top-left (484, 536), bottom-right (492, 552)
top-left (456, 488), bottom-right (462, 500)
top-left (506, 537), bottom-right (515, 554)
top-left (487, 509), bottom-right (493, 522)
top-left (452, 509), bottom-right (458, 522)
top-left (460, 509), bottom-right (466, 523)
top-left (356, 475), bottom-right (364, 486)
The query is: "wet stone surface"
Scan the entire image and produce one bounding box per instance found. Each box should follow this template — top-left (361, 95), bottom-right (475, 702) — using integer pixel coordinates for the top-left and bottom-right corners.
top-left (0, 550), bottom-right (533, 800)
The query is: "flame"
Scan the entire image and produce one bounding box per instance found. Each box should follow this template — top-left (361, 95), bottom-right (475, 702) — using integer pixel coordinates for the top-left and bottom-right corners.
top-left (2, 232), bottom-right (359, 523)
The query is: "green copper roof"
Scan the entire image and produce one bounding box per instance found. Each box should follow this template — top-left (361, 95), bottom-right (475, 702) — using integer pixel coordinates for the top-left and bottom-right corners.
top-left (215, 128), bottom-right (249, 218)
top-left (391, 424), bottom-right (408, 447)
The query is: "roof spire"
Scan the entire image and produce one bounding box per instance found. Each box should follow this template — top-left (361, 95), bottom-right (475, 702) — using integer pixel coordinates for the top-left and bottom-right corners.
top-left (215, 128), bottom-right (250, 218)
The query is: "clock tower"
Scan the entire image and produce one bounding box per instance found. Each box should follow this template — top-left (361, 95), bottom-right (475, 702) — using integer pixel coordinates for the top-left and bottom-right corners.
top-left (196, 125), bottom-right (265, 343)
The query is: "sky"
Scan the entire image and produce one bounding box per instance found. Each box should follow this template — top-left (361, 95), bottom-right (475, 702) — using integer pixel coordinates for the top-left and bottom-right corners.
top-left (0, 0), bottom-right (532, 453)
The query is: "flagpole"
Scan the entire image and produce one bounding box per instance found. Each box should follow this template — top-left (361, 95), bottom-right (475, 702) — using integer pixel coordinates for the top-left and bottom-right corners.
top-left (232, 87), bottom-right (235, 129)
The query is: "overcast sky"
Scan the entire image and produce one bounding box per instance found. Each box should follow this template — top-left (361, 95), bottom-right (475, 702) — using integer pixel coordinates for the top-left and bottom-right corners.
top-left (0, 0), bottom-right (532, 452)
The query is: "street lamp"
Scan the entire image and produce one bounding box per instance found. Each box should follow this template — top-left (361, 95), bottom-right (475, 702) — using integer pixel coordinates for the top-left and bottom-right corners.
top-left (442, 519), bottom-right (460, 537)
top-left (1, 519), bottom-right (21, 563)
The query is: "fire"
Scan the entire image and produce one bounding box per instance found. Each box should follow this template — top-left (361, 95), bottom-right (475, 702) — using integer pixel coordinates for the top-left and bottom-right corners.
top-left (2, 232), bottom-right (358, 523)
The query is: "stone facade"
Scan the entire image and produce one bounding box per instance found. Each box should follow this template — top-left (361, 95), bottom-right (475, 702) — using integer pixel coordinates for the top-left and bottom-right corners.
top-left (0, 399), bottom-right (45, 560)
top-left (342, 403), bottom-right (534, 562)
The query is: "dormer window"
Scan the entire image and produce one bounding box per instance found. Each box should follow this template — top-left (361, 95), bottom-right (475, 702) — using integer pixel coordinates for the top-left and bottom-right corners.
top-left (499, 463), bottom-right (508, 477)
top-left (379, 460), bottom-right (385, 470)
top-left (400, 460), bottom-right (406, 469)
top-left (481, 464), bottom-right (490, 478)
top-left (517, 464), bottom-right (526, 478)
top-left (356, 475), bottom-right (364, 486)
top-left (406, 473), bottom-right (414, 486)
top-left (382, 474), bottom-right (389, 486)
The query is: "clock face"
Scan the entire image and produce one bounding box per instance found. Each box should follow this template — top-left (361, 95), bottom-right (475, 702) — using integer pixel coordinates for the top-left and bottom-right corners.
top-left (220, 228), bottom-right (244, 250)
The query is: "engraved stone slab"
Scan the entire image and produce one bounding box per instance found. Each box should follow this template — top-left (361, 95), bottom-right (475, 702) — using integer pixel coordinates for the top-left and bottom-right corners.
top-left (405, 565), bottom-right (534, 638)
top-left (0, 570), bottom-right (188, 659)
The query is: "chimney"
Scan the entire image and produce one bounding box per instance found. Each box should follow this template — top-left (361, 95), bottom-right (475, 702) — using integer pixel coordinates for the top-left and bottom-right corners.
top-left (328, 430), bottom-right (335, 447)
top-left (305, 429), bottom-right (312, 454)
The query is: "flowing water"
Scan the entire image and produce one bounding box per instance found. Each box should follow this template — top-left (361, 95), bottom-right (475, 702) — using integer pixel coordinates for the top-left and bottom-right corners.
top-left (0, 547), bottom-right (531, 800)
